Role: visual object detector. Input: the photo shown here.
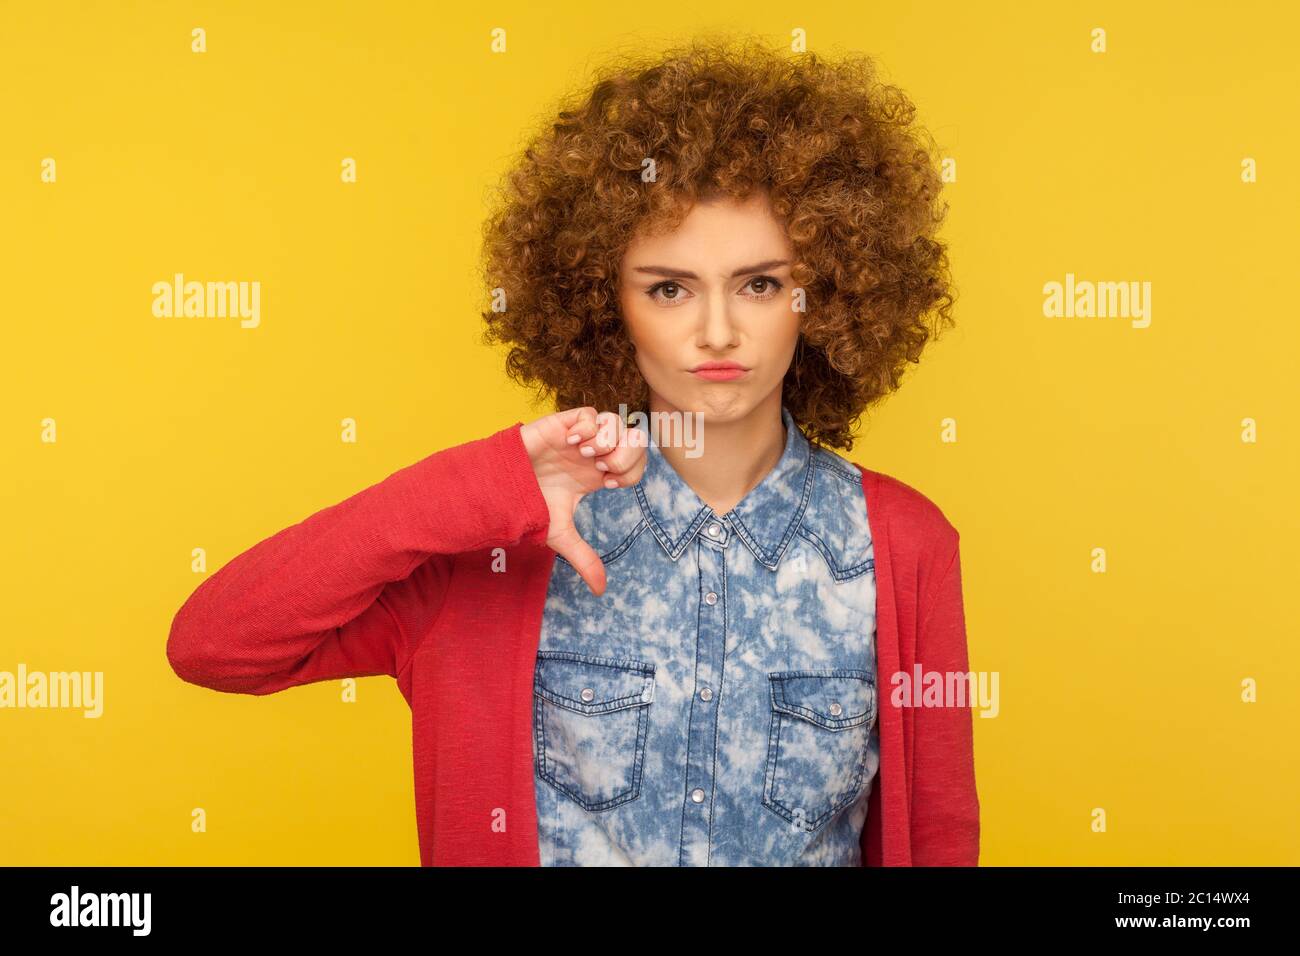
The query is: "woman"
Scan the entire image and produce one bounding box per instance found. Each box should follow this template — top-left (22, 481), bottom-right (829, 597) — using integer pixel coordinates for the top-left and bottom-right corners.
top-left (167, 35), bottom-right (978, 866)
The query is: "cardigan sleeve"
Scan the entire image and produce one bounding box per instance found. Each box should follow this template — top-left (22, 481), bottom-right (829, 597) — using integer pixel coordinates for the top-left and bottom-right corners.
top-left (166, 421), bottom-right (551, 695)
top-left (909, 534), bottom-right (981, 865)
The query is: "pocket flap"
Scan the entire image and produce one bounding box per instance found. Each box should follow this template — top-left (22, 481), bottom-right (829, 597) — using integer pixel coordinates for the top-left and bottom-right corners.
top-left (535, 651), bottom-right (655, 714)
top-left (769, 670), bottom-right (875, 729)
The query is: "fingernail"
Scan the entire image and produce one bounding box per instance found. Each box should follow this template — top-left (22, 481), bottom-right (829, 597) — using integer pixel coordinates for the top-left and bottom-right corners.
top-left (604, 478), bottom-right (618, 489)
top-left (595, 460), bottom-right (608, 471)
top-left (580, 446), bottom-right (595, 457)
top-left (567, 433), bottom-right (580, 444)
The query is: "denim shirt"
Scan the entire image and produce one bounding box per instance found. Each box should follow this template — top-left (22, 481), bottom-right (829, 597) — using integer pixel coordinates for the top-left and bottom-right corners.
top-left (532, 404), bottom-right (879, 865)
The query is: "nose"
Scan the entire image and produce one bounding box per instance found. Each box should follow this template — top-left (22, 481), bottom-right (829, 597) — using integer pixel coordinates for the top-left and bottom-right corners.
top-left (696, 291), bottom-right (739, 352)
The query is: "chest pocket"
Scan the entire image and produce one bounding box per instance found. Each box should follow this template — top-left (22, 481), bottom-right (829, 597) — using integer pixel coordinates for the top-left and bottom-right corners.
top-left (762, 669), bottom-right (876, 832)
top-left (533, 650), bottom-right (656, 812)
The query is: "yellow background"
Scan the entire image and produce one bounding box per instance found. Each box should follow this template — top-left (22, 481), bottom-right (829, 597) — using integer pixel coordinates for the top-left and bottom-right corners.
top-left (2, 0), bottom-right (1296, 865)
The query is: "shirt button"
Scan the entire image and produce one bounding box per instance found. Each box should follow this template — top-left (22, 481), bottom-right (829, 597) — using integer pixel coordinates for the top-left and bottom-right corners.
top-left (704, 591), bottom-right (718, 605)
top-left (707, 523), bottom-right (721, 537)
top-left (580, 688), bottom-right (595, 703)
top-left (829, 701), bottom-right (842, 717)
top-left (699, 687), bottom-right (713, 701)
top-left (691, 788), bottom-right (705, 803)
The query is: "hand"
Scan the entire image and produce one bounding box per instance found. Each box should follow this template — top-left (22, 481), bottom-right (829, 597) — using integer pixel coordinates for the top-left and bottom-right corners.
top-left (519, 407), bottom-right (648, 597)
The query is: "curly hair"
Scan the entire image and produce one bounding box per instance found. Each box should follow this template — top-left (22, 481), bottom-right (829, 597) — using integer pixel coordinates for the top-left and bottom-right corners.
top-left (479, 33), bottom-right (955, 451)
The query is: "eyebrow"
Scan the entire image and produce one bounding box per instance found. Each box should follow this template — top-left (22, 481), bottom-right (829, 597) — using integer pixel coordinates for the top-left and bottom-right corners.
top-left (630, 259), bottom-right (790, 280)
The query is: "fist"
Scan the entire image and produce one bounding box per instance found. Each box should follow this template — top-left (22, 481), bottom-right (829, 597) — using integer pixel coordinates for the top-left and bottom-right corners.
top-left (519, 407), bottom-right (649, 597)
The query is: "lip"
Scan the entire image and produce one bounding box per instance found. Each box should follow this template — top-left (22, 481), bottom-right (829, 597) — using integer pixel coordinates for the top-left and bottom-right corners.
top-left (690, 361), bottom-right (749, 382)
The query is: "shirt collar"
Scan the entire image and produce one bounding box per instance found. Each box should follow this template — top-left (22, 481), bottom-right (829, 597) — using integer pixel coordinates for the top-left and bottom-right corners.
top-left (633, 404), bottom-right (815, 570)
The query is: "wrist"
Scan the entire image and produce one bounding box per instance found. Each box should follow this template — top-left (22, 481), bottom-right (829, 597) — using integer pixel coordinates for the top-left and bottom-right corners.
top-left (519, 422), bottom-right (543, 467)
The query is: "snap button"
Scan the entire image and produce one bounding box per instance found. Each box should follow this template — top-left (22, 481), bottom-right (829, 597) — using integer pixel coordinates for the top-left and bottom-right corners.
top-left (580, 687), bottom-right (595, 703)
top-left (707, 523), bottom-right (721, 537)
top-left (700, 687), bottom-right (713, 701)
top-left (691, 788), bottom-right (705, 803)
top-left (829, 701), bottom-right (842, 717)
top-left (704, 591), bottom-right (718, 605)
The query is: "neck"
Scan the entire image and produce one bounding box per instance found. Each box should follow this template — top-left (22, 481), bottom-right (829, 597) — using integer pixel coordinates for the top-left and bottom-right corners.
top-left (650, 389), bottom-right (788, 518)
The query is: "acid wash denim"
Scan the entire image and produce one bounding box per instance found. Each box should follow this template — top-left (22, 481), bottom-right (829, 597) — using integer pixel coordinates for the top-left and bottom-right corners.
top-left (532, 404), bottom-right (879, 866)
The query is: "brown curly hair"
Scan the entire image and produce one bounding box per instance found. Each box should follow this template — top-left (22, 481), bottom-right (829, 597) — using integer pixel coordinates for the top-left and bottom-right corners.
top-left (479, 33), bottom-right (955, 451)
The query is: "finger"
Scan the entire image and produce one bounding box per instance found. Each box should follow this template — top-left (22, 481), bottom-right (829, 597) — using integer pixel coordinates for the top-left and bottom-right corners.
top-left (592, 419), bottom-right (647, 474)
top-left (563, 407), bottom-right (599, 446)
top-left (591, 437), bottom-right (643, 475)
top-left (577, 411), bottom-right (626, 459)
top-left (549, 523), bottom-right (608, 597)
top-left (552, 405), bottom-right (588, 434)
top-left (599, 448), bottom-right (646, 487)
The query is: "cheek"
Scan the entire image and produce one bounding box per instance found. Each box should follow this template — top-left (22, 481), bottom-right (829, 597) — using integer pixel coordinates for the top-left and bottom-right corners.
top-left (618, 291), bottom-right (644, 349)
top-left (764, 308), bottom-right (802, 361)
top-left (620, 294), bottom-right (666, 352)
top-left (619, 296), bottom-right (663, 374)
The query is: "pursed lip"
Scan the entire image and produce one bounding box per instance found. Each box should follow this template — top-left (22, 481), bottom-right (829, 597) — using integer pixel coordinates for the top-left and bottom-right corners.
top-left (690, 361), bottom-right (748, 371)
top-left (690, 361), bottom-right (749, 381)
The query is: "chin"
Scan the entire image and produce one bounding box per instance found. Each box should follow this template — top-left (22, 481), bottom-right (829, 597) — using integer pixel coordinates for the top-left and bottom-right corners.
top-left (675, 388), bottom-right (756, 424)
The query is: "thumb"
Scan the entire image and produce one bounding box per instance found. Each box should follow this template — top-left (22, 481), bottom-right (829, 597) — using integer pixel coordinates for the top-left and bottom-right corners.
top-left (548, 522), bottom-right (608, 597)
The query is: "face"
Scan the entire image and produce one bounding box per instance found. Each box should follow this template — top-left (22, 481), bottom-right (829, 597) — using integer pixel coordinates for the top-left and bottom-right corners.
top-left (617, 190), bottom-right (800, 425)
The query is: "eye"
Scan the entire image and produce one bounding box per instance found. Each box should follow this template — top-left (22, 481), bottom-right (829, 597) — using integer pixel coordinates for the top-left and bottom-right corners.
top-left (646, 280), bottom-right (691, 305)
top-left (743, 275), bottom-right (784, 299)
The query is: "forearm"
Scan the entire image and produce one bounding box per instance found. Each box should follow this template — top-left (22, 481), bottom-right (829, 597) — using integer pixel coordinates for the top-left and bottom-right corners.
top-left (166, 420), bottom-right (549, 694)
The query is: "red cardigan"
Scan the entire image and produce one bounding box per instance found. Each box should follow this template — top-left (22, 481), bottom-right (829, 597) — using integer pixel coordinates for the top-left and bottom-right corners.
top-left (167, 420), bottom-right (980, 866)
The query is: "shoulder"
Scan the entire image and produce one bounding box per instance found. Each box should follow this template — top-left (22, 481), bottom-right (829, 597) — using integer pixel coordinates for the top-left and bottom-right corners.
top-left (839, 455), bottom-right (961, 566)
top-left (798, 446), bottom-right (877, 579)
